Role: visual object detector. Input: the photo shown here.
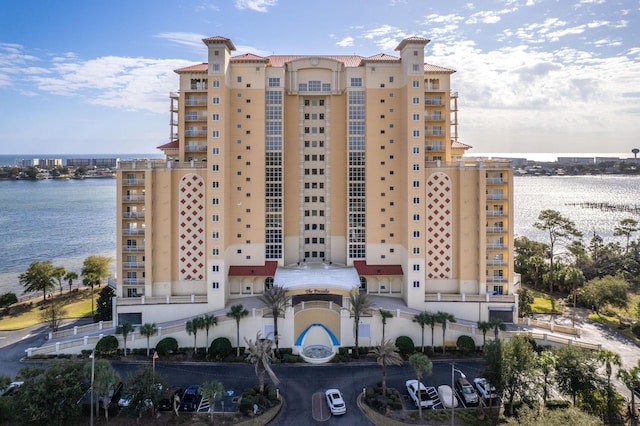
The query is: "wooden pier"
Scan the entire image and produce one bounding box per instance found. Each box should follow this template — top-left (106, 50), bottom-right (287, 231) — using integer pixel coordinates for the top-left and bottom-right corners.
top-left (566, 202), bottom-right (640, 215)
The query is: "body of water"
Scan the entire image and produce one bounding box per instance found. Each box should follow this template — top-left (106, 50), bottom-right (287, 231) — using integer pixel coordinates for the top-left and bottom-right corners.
top-left (1, 173), bottom-right (639, 296)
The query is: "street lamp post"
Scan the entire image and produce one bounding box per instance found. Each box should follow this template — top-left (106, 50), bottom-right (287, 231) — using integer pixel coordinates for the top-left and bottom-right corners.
top-left (452, 364), bottom-right (465, 426)
top-left (89, 350), bottom-right (95, 426)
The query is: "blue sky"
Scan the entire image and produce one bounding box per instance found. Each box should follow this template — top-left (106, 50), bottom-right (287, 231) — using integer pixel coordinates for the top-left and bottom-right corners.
top-left (1, 0), bottom-right (638, 159)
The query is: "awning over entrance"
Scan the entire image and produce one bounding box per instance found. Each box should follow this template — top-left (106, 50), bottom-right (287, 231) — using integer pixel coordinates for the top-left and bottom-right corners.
top-left (273, 263), bottom-right (361, 292)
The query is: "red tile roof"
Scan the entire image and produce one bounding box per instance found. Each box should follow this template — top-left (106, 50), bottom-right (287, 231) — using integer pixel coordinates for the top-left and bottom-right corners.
top-left (231, 53), bottom-right (269, 63)
top-left (395, 36), bottom-right (430, 51)
top-left (266, 55), bottom-right (364, 68)
top-left (157, 140), bottom-right (179, 149)
top-left (452, 140), bottom-right (472, 150)
top-left (175, 63), bottom-right (208, 73)
top-left (228, 261), bottom-right (278, 277)
top-left (424, 63), bottom-right (456, 73)
top-left (362, 53), bottom-right (401, 63)
top-left (353, 261), bottom-right (403, 276)
top-left (202, 36), bottom-right (236, 51)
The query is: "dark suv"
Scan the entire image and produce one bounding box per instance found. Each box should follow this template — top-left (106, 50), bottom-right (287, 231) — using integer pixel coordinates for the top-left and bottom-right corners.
top-left (455, 377), bottom-right (479, 406)
top-left (179, 385), bottom-right (202, 412)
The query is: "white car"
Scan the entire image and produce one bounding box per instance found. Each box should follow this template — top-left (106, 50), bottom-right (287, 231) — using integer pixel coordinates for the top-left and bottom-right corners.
top-left (473, 377), bottom-right (498, 400)
top-left (325, 388), bottom-right (346, 415)
top-left (438, 385), bottom-right (459, 408)
top-left (406, 380), bottom-right (433, 408)
top-left (0, 381), bottom-right (23, 396)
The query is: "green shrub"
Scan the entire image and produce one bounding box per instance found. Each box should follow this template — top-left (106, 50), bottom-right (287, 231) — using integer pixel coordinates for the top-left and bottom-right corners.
top-left (631, 321), bottom-right (640, 338)
top-left (239, 395), bottom-right (256, 415)
top-left (155, 337), bottom-right (178, 356)
top-left (545, 399), bottom-right (571, 410)
top-left (278, 348), bottom-right (293, 356)
top-left (210, 337), bottom-right (233, 360)
top-left (456, 335), bottom-right (476, 352)
top-left (395, 336), bottom-right (415, 356)
top-left (95, 335), bottom-right (118, 355)
top-left (0, 292), bottom-right (18, 308)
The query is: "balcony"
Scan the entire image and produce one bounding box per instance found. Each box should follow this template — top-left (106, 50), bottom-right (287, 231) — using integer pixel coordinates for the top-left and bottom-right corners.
top-left (425, 146), bottom-right (444, 151)
top-left (185, 130), bottom-right (207, 137)
top-left (486, 243), bottom-right (507, 250)
top-left (450, 91), bottom-right (458, 98)
top-left (122, 245), bottom-right (145, 253)
top-left (486, 276), bottom-right (508, 283)
top-left (424, 115), bottom-right (444, 122)
top-left (122, 178), bottom-right (145, 186)
top-left (185, 116), bottom-right (207, 122)
top-left (123, 228), bottom-right (145, 235)
top-left (486, 194), bottom-right (508, 200)
top-left (486, 259), bottom-right (508, 266)
top-left (424, 100), bottom-right (443, 106)
top-left (425, 84), bottom-right (440, 91)
top-left (123, 212), bottom-right (145, 219)
top-left (122, 262), bottom-right (145, 269)
top-left (185, 146), bottom-right (208, 153)
top-left (486, 210), bottom-right (507, 217)
top-left (487, 178), bottom-right (508, 185)
top-left (122, 195), bottom-right (145, 202)
top-left (122, 278), bottom-right (145, 285)
top-left (424, 130), bottom-right (445, 137)
top-left (486, 227), bottom-right (506, 234)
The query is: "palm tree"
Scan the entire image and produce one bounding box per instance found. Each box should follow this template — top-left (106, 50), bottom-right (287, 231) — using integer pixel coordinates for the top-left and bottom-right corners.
top-left (259, 285), bottom-right (289, 354)
top-left (202, 314), bottom-right (218, 355)
top-left (51, 266), bottom-right (66, 295)
top-left (85, 358), bottom-right (120, 422)
top-left (244, 332), bottom-right (280, 394)
top-left (379, 309), bottom-right (393, 344)
top-left (82, 273), bottom-right (100, 317)
top-left (347, 291), bottom-right (373, 358)
top-left (18, 260), bottom-right (56, 303)
top-left (139, 322), bottom-right (157, 357)
top-left (413, 311), bottom-right (432, 353)
top-left (490, 317), bottom-right (506, 340)
top-left (597, 349), bottom-right (622, 417)
top-left (186, 317), bottom-right (204, 354)
top-left (369, 340), bottom-right (403, 397)
top-left (435, 311), bottom-right (456, 354)
top-left (200, 380), bottom-right (225, 419)
top-left (477, 321), bottom-right (492, 349)
top-left (408, 352), bottom-right (433, 419)
top-left (227, 304), bottom-right (249, 357)
top-left (116, 322), bottom-right (134, 356)
top-left (64, 271), bottom-right (78, 294)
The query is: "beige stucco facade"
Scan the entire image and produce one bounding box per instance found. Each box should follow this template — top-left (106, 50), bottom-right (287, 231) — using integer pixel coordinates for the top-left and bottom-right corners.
top-left (114, 36), bottom-right (518, 352)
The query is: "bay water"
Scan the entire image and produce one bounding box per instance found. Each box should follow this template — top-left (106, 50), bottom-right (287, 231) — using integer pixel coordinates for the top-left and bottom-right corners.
top-left (1, 173), bottom-right (639, 296)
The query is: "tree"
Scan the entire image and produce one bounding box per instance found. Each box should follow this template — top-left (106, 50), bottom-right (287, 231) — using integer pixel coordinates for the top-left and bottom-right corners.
top-left (537, 350), bottom-right (557, 404)
top-left (483, 339), bottom-right (503, 405)
top-left (39, 298), bottom-right (67, 331)
top-left (533, 209), bottom-right (582, 292)
top-left (412, 311), bottom-right (433, 353)
top-left (85, 358), bottom-right (120, 422)
top-left (596, 349), bottom-right (622, 420)
top-left (517, 287), bottom-right (535, 317)
top-left (490, 317), bottom-right (506, 340)
top-left (614, 218), bottom-right (639, 253)
top-left (19, 260), bottom-right (55, 303)
top-left (200, 380), bottom-right (225, 418)
top-left (95, 285), bottom-right (115, 321)
top-left (82, 255), bottom-right (111, 317)
top-left (116, 322), bottom-right (134, 356)
top-left (259, 285), bottom-right (289, 354)
top-left (347, 291), bottom-right (373, 358)
top-left (227, 304), bottom-right (249, 357)
top-left (501, 335), bottom-right (539, 414)
top-left (244, 332), bottom-right (280, 394)
top-left (477, 321), bottom-right (492, 349)
top-left (435, 311), bottom-right (456, 353)
top-left (64, 271), bottom-right (78, 294)
top-left (14, 360), bottom-right (85, 425)
top-left (379, 309), bottom-right (393, 343)
top-left (514, 236), bottom-right (550, 289)
top-left (119, 365), bottom-right (165, 418)
top-left (202, 314), bottom-right (218, 355)
top-left (581, 275), bottom-right (630, 315)
top-left (617, 360), bottom-right (640, 425)
top-left (185, 318), bottom-right (203, 354)
top-left (554, 345), bottom-right (600, 405)
top-left (369, 340), bottom-right (403, 397)
top-left (139, 323), bottom-right (157, 357)
top-left (562, 266), bottom-right (585, 325)
top-left (408, 352), bottom-right (432, 419)
top-left (51, 266), bottom-right (66, 295)
top-left (0, 292), bottom-right (18, 309)
top-left (504, 404), bottom-right (603, 426)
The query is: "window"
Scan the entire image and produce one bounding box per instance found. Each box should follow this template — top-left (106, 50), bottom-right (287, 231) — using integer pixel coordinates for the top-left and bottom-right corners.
top-left (212, 248), bottom-right (219, 256)
top-left (413, 213), bottom-right (420, 221)
top-left (412, 129), bottom-right (420, 138)
top-left (237, 76), bottom-right (242, 83)
top-left (212, 80), bottom-right (220, 88)
top-left (413, 281), bottom-right (420, 288)
top-left (412, 64), bottom-right (420, 72)
top-left (389, 76), bottom-right (394, 83)
top-left (350, 77), bottom-right (362, 87)
top-left (412, 80), bottom-right (420, 88)
top-left (413, 230), bottom-right (420, 238)
top-left (213, 64), bottom-right (220, 72)
top-left (212, 97), bottom-right (220, 105)
top-left (212, 164), bottom-right (219, 172)
top-left (212, 198), bottom-right (220, 205)
top-left (212, 113), bottom-right (220, 121)
top-left (212, 181), bottom-right (219, 188)
top-left (412, 97), bottom-right (420, 104)
top-left (212, 147), bottom-right (220, 155)
top-left (212, 282), bottom-right (219, 289)
top-left (412, 197), bottom-right (420, 204)
top-left (412, 181), bottom-right (420, 188)
top-left (212, 214), bottom-right (220, 222)
top-left (268, 77), bottom-right (280, 87)
top-left (412, 146), bottom-right (420, 154)
top-left (212, 130), bottom-right (220, 138)
top-left (412, 113), bottom-right (420, 121)
top-left (413, 163), bottom-right (419, 171)
top-left (212, 265), bottom-right (219, 272)
top-left (413, 247), bottom-right (420, 254)
top-left (413, 264), bottom-right (420, 271)
top-left (212, 231), bottom-right (219, 239)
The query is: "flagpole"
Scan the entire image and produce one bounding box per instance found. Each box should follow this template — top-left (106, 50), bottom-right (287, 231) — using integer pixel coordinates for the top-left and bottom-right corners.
top-left (152, 351), bottom-right (158, 382)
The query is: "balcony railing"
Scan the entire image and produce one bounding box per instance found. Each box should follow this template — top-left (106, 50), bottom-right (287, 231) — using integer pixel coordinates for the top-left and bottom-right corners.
top-left (424, 131), bottom-right (445, 136)
top-left (425, 116), bottom-right (444, 121)
top-left (123, 212), bottom-right (145, 219)
top-left (185, 116), bottom-right (207, 122)
top-left (486, 259), bottom-right (508, 266)
top-left (122, 195), bottom-right (145, 202)
top-left (425, 146), bottom-right (444, 151)
top-left (122, 245), bottom-right (145, 253)
top-left (486, 276), bottom-right (508, 283)
top-left (122, 179), bottom-right (145, 186)
top-left (122, 278), bottom-right (145, 285)
top-left (486, 243), bottom-right (507, 250)
top-left (123, 229), bottom-right (145, 235)
top-left (185, 131), bottom-right (207, 137)
top-left (122, 262), bottom-right (145, 269)
top-left (424, 100), bottom-right (443, 106)
top-left (425, 84), bottom-right (440, 91)
top-left (486, 194), bottom-right (508, 200)
top-left (486, 227), bottom-right (506, 234)
top-left (486, 210), bottom-right (507, 217)
top-left (185, 146), bottom-right (207, 153)
top-left (487, 178), bottom-right (508, 184)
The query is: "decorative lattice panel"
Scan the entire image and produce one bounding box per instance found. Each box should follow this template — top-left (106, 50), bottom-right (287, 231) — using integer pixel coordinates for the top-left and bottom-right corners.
top-left (178, 174), bottom-right (205, 280)
top-left (426, 172), bottom-right (452, 279)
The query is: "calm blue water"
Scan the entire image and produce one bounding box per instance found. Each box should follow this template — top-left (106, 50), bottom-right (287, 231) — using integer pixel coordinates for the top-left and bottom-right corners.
top-left (1, 173), bottom-right (639, 296)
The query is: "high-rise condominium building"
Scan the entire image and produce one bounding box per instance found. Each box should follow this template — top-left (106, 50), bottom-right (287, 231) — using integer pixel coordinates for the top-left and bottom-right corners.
top-left (115, 36), bottom-right (517, 349)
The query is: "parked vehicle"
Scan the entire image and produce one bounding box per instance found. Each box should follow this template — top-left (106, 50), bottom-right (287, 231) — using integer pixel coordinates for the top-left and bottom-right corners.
top-left (179, 385), bottom-right (202, 412)
top-left (325, 388), bottom-right (346, 415)
top-left (0, 381), bottom-right (23, 397)
top-left (473, 377), bottom-right (498, 400)
top-left (406, 379), bottom-right (433, 408)
top-left (438, 385), bottom-right (459, 408)
top-left (455, 377), bottom-right (479, 405)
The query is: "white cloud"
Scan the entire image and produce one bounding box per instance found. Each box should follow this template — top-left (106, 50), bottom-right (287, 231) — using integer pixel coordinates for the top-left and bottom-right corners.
top-left (465, 8), bottom-right (516, 25)
top-left (235, 0), bottom-right (277, 12)
top-left (336, 37), bottom-right (354, 48)
top-left (154, 32), bottom-right (209, 52)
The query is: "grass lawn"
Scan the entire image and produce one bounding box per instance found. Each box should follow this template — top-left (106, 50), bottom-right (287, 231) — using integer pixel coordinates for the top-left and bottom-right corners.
top-left (527, 287), bottom-right (562, 314)
top-left (0, 288), bottom-right (97, 331)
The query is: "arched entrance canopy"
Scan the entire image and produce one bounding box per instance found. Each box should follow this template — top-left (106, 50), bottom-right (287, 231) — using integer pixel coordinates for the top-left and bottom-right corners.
top-left (273, 263), bottom-right (360, 292)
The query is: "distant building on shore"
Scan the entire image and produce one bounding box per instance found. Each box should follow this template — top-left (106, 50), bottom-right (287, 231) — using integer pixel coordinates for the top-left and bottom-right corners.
top-left (15, 158), bottom-right (63, 168)
top-left (65, 158), bottom-right (119, 168)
